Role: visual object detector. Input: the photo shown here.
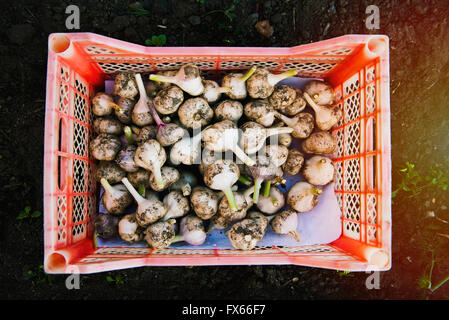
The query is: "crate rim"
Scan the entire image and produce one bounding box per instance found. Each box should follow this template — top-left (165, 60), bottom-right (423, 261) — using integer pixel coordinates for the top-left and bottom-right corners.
top-left (43, 32), bottom-right (391, 274)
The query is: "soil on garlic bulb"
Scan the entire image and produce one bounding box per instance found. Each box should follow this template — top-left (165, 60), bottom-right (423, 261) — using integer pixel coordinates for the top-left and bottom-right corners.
top-left (301, 131), bottom-right (337, 154)
top-left (94, 160), bottom-right (126, 184)
top-left (144, 220), bottom-right (176, 249)
top-left (282, 149), bottom-right (305, 176)
top-left (113, 72), bottom-right (139, 100)
top-left (90, 133), bottom-right (121, 161)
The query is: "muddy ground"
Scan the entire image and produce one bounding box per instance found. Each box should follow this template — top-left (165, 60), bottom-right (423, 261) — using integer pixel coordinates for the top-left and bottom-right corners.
top-left (0, 0), bottom-right (448, 300)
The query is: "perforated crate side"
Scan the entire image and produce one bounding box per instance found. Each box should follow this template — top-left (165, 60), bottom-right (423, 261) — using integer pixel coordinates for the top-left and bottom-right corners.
top-left (44, 43), bottom-right (99, 272)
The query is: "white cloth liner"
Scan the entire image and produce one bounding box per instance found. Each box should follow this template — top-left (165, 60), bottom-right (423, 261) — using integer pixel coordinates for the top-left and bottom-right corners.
top-left (96, 77), bottom-right (342, 249)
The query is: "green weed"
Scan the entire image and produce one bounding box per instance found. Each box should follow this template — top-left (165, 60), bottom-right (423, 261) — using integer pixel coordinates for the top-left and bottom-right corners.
top-left (27, 265), bottom-right (53, 285)
top-left (106, 274), bottom-right (125, 286)
top-left (392, 158), bottom-right (449, 200)
top-left (145, 35), bottom-right (167, 47)
top-left (418, 251), bottom-right (449, 294)
top-left (17, 206), bottom-right (41, 220)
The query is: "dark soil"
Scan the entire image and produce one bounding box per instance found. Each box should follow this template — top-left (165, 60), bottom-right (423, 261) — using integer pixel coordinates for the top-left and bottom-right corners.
top-left (1, 0), bottom-right (449, 300)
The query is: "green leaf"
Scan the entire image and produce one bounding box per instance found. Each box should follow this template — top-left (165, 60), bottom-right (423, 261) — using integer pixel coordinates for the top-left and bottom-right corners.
top-left (432, 178), bottom-right (437, 184)
top-left (17, 211), bottom-right (29, 220)
top-left (418, 275), bottom-right (431, 289)
top-left (406, 162), bottom-right (414, 169)
top-left (158, 34), bottom-right (167, 46)
top-left (391, 189), bottom-right (398, 198)
top-left (106, 276), bottom-right (114, 282)
top-left (24, 206), bottom-right (31, 213)
top-left (31, 211), bottom-right (42, 218)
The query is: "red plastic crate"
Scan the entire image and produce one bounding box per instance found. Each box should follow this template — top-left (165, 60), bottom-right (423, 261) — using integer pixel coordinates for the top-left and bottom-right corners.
top-left (43, 33), bottom-right (391, 274)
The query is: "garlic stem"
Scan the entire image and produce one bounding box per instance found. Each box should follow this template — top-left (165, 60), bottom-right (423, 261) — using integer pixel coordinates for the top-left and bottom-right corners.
top-left (149, 102), bottom-right (166, 129)
top-left (265, 126), bottom-right (294, 138)
top-left (124, 126), bottom-right (135, 145)
top-left (238, 175), bottom-right (252, 186)
top-left (263, 180), bottom-right (271, 197)
top-left (152, 166), bottom-right (164, 188)
top-left (223, 186), bottom-right (238, 212)
top-left (135, 74), bottom-right (147, 99)
top-left (121, 177), bottom-right (145, 204)
top-left (161, 205), bottom-right (175, 221)
top-left (239, 66), bottom-right (257, 82)
top-left (149, 74), bottom-right (173, 83)
top-left (303, 92), bottom-right (321, 112)
top-left (253, 178), bottom-right (263, 203)
top-left (231, 145), bottom-right (256, 167)
top-left (268, 69), bottom-right (298, 86)
top-left (172, 234), bottom-right (184, 243)
top-left (100, 178), bottom-right (115, 195)
top-left (274, 111), bottom-right (296, 127)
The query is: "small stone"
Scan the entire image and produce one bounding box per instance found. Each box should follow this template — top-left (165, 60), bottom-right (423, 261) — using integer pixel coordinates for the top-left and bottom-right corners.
top-left (188, 15), bottom-right (201, 26)
top-left (441, 205), bottom-right (447, 211)
top-left (255, 20), bottom-right (274, 38)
